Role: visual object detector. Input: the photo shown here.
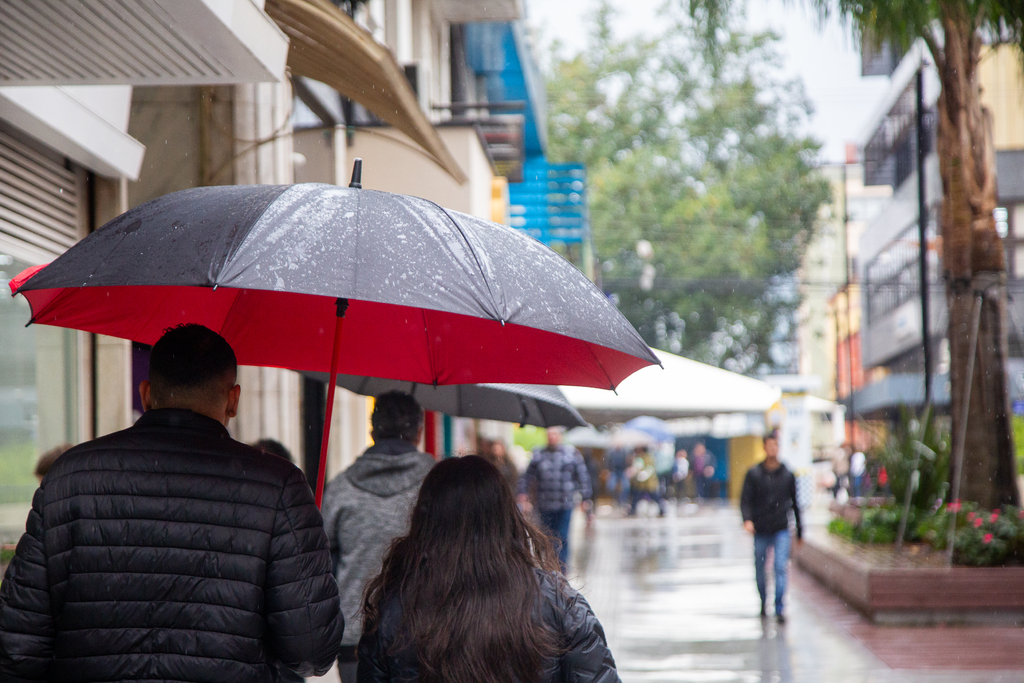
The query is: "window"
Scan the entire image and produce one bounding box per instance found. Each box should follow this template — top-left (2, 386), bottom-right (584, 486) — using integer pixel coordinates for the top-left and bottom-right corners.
top-left (0, 255), bottom-right (79, 505)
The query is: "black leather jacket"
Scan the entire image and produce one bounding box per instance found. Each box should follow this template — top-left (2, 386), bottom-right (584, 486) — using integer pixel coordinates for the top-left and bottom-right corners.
top-left (356, 569), bottom-right (620, 683)
top-left (0, 409), bottom-right (344, 683)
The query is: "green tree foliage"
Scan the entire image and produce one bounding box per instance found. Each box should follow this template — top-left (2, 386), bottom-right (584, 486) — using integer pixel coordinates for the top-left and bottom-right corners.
top-left (546, 4), bottom-right (832, 373)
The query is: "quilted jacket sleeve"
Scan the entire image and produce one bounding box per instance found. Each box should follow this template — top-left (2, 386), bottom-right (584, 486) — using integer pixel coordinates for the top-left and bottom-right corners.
top-left (556, 580), bottom-right (621, 683)
top-left (0, 488), bottom-right (54, 682)
top-left (265, 467), bottom-right (344, 676)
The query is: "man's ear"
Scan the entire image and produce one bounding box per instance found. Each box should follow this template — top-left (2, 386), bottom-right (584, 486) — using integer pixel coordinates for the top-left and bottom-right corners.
top-left (140, 380), bottom-right (153, 411)
top-left (225, 384), bottom-right (241, 420)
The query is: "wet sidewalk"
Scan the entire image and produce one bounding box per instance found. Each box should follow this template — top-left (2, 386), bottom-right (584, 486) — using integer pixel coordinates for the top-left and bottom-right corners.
top-left (570, 503), bottom-right (1024, 683)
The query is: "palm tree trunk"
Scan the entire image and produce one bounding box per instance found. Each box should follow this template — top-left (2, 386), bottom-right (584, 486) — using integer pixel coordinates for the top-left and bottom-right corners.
top-left (936, 9), bottom-right (1020, 509)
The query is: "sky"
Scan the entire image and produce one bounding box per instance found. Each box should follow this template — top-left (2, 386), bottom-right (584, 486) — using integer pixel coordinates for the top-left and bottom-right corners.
top-left (525, 0), bottom-right (893, 163)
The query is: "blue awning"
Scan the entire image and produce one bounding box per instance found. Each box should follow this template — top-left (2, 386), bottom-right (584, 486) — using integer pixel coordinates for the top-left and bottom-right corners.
top-left (463, 21), bottom-right (547, 156)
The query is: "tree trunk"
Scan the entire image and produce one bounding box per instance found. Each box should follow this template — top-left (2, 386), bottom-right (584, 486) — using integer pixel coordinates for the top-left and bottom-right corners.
top-left (936, 10), bottom-right (1020, 509)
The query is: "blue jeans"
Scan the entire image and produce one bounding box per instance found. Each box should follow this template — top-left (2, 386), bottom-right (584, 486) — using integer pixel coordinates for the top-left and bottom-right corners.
top-left (606, 470), bottom-right (630, 505)
top-left (539, 508), bottom-right (573, 573)
top-left (754, 530), bottom-right (792, 615)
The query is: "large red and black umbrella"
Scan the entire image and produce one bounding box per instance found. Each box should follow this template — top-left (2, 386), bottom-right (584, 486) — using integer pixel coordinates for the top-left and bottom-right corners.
top-left (10, 181), bottom-right (657, 503)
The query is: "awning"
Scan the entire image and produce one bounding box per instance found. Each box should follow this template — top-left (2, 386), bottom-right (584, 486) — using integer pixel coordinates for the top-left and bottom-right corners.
top-left (561, 349), bottom-right (781, 423)
top-left (266, 0), bottom-right (467, 183)
top-left (0, 0), bottom-right (288, 85)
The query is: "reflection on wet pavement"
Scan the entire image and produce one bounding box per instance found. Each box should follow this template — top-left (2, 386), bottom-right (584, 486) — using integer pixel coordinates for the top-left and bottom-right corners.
top-left (570, 503), bottom-right (1024, 683)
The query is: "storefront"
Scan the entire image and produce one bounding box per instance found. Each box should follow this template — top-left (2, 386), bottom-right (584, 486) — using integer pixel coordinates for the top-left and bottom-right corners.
top-left (0, 122), bottom-right (87, 508)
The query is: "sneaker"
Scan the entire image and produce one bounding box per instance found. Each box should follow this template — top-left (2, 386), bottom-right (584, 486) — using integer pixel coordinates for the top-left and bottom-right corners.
top-left (776, 613), bottom-right (786, 625)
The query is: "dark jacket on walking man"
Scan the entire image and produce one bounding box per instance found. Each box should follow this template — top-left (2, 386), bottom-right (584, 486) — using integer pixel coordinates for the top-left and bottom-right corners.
top-left (320, 391), bottom-right (435, 681)
top-left (517, 427), bottom-right (592, 573)
top-left (740, 431), bottom-right (802, 622)
top-left (0, 324), bottom-right (344, 683)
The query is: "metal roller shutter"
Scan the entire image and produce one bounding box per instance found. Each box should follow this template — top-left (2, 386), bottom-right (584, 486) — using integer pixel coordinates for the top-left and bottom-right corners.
top-left (0, 123), bottom-right (84, 265)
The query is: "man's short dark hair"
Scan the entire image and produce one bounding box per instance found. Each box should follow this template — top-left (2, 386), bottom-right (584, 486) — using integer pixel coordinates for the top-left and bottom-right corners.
top-left (149, 324), bottom-right (236, 399)
top-left (371, 391), bottom-right (423, 442)
top-left (763, 430), bottom-right (779, 445)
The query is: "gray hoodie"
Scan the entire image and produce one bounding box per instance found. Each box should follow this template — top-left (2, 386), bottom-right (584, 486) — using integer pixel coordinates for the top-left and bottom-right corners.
top-left (320, 439), bottom-right (435, 647)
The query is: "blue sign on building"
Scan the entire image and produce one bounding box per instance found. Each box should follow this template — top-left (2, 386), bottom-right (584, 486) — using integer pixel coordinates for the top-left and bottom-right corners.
top-left (508, 160), bottom-right (589, 245)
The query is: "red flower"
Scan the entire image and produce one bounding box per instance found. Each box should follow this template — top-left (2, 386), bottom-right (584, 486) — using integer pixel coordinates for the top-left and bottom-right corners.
top-left (967, 512), bottom-right (976, 521)
top-left (974, 517), bottom-right (984, 528)
top-left (984, 533), bottom-right (994, 544)
top-left (1018, 509), bottom-right (1024, 520)
top-left (991, 512), bottom-right (1000, 523)
top-left (948, 500), bottom-right (962, 513)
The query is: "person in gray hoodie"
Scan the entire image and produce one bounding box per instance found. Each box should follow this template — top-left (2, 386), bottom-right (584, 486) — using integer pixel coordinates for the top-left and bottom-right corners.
top-left (320, 391), bottom-right (435, 682)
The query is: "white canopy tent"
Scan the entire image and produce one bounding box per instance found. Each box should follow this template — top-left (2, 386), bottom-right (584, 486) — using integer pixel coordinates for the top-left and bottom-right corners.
top-left (561, 349), bottom-right (781, 424)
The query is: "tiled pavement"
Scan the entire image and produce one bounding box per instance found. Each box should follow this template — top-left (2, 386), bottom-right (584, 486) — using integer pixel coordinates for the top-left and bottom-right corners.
top-left (570, 502), bottom-right (1024, 683)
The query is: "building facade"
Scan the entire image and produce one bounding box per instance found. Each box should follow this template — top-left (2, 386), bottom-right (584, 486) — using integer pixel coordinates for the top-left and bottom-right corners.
top-left (852, 40), bottom-right (1024, 418)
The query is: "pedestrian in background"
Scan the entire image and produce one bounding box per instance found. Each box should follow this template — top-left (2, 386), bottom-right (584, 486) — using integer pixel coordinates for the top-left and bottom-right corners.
top-left (849, 447), bottom-right (866, 498)
top-left (605, 442), bottom-right (631, 507)
top-left (321, 391), bottom-right (436, 682)
top-left (672, 447), bottom-right (690, 500)
top-left (358, 456), bottom-right (620, 683)
top-left (740, 431), bottom-right (802, 623)
top-left (654, 441), bottom-right (675, 502)
top-left (483, 438), bottom-right (519, 492)
top-left (0, 324), bottom-right (343, 682)
top-left (628, 447), bottom-right (665, 516)
top-left (518, 427), bottom-right (592, 573)
top-left (691, 441), bottom-right (709, 500)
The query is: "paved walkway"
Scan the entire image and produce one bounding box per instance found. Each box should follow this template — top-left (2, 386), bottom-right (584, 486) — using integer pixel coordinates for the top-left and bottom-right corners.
top-left (570, 502), bottom-right (1024, 683)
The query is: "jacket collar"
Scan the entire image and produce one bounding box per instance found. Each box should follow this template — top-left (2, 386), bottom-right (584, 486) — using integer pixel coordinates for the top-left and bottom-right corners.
top-left (135, 408), bottom-right (231, 438)
top-left (364, 438), bottom-right (420, 456)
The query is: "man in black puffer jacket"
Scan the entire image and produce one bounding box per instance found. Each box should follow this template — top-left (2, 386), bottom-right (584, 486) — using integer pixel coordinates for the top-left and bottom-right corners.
top-left (0, 324), bottom-right (344, 682)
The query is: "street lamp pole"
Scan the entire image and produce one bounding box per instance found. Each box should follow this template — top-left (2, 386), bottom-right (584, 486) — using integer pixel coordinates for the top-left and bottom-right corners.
top-left (916, 66), bottom-right (933, 406)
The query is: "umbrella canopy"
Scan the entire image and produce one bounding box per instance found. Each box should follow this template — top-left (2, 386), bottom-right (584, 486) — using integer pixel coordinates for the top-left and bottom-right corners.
top-left (561, 349), bottom-right (781, 423)
top-left (10, 181), bottom-right (655, 504)
top-left (306, 373), bottom-right (587, 428)
top-left (12, 183), bottom-right (655, 388)
top-left (565, 425), bottom-right (654, 450)
top-left (624, 415), bottom-right (674, 442)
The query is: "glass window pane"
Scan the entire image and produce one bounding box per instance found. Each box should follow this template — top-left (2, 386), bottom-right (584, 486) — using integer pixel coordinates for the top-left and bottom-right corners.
top-left (0, 257), bottom-right (78, 508)
top-left (0, 257), bottom-right (41, 506)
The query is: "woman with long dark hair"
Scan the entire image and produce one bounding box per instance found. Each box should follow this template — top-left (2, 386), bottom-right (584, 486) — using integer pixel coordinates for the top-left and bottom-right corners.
top-left (358, 456), bottom-right (620, 683)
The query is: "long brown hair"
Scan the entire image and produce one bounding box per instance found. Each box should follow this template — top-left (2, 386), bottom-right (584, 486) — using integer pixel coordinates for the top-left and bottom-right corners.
top-left (363, 455), bottom-right (562, 683)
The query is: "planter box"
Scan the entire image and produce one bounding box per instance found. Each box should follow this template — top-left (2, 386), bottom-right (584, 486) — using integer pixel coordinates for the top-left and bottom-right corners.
top-left (797, 534), bottom-right (1024, 625)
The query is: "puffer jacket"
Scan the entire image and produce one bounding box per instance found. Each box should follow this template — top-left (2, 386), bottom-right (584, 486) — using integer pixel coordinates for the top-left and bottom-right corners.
top-left (356, 569), bottom-right (620, 683)
top-left (0, 408), bottom-right (344, 683)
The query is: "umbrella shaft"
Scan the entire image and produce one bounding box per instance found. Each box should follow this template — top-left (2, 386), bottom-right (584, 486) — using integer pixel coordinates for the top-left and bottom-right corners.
top-left (315, 308), bottom-right (347, 508)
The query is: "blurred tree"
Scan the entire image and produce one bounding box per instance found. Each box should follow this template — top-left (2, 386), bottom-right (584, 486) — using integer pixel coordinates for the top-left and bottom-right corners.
top-left (684, 0), bottom-right (1024, 508)
top-left (546, 5), bottom-right (831, 373)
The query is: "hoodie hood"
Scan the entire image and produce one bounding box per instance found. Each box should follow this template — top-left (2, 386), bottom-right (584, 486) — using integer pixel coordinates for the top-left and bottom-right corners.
top-left (345, 439), bottom-right (435, 497)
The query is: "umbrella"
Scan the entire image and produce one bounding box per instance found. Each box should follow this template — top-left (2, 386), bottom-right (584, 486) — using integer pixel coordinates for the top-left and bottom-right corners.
top-left (624, 415), bottom-right (675, 442)
top-left (10, 174), bottom-right (655, 505)
top-left (306, 373), bottom-right (587, 428)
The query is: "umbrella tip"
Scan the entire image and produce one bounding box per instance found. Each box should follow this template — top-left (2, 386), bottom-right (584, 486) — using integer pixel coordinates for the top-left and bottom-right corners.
top-left (349, 158), bottom-right (363, 189)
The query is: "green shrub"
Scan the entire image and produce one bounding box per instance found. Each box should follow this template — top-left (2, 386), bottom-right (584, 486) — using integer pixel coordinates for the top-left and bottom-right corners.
top-left (828, 516), bottom-right (856, 539)
top-left (873, 406), bottom-right (949, 511)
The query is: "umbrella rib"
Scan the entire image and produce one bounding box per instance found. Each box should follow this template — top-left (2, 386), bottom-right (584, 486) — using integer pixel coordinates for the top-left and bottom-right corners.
top-left (586, 342), bottom-right (617, 393)
top-left (426, 199), bottom-right (505, 321)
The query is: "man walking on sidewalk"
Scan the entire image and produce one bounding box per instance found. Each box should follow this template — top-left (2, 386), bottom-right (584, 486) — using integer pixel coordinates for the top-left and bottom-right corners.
top-left (320, 391), bottom-right (435, 682)
top-left (0, 324), bottom-right (344, 682)
top-left (741, 431), bottom-right (802, 623)
top-left (518, 427), bottom-right (592, 573)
